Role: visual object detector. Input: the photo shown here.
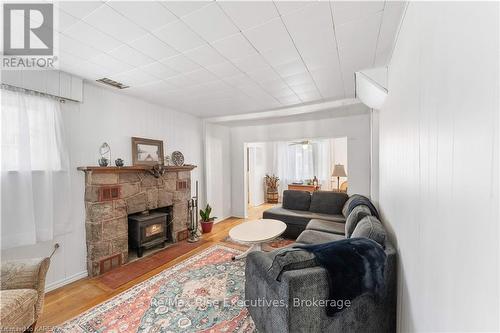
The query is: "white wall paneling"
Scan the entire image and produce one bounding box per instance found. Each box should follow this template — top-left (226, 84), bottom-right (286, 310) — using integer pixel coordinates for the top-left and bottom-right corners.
top-left (379, 2), bottom-right (499, 331)
top-left (204, 123), bottom-right (232, 222)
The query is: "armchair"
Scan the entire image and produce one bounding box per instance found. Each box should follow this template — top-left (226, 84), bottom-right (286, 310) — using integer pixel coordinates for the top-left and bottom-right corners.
top-left (0, 257), bottom-right (50, 332)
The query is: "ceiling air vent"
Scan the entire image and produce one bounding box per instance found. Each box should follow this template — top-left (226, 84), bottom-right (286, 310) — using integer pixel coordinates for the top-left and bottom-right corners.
top-left (96, 78), bottom-right (129, 89)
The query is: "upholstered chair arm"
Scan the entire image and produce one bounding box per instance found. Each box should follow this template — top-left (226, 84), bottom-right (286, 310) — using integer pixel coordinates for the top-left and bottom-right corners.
top-left (1, 257), bottom-right (50, 319)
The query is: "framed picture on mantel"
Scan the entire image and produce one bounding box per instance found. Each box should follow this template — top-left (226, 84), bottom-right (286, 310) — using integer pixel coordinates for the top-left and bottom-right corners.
top-left (131, 137), bottom-right (164, 166)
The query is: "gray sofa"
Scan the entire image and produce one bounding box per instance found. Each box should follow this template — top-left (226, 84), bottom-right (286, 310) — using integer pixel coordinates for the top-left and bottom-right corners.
top-left (246, 198), bottom-right (397, 333)
top-left (262, 190), bottom-right (349, 238)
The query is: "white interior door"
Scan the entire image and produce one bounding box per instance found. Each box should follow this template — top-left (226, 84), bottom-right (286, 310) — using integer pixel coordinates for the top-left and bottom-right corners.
top-left (247, 145), bottom-right (266, 207)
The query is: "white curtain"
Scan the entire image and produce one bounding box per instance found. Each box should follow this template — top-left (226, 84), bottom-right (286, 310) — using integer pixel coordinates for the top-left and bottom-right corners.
top-left (271, 139), bottom-right (334, 198)
top-left (1, 87), bottom-right (71, 249)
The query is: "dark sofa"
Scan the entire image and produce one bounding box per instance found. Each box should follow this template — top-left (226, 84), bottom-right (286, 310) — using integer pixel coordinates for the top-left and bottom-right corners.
top-left (246, 195), bottom-right (397, 333)
top-left (263, 190), bottom-right (349, 238)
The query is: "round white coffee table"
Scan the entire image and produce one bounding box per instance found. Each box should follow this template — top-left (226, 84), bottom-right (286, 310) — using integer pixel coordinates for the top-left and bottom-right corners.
top-left (229, 219), bottom-right (287, 260)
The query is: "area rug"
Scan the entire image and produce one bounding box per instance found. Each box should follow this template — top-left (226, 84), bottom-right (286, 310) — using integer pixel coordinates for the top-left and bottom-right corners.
top-left (53, 245), bottom-right (255, 333)
top-left (97, 239), bottom-right (208, 290)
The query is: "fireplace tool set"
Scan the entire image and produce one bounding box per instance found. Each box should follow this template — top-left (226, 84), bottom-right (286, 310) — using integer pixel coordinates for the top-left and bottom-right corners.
top-left (187, 181), bottom-right (200, 242)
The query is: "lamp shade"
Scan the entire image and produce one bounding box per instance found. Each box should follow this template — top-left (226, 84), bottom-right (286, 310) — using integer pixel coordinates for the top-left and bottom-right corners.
top-left (332, 164), bottom-right (347, 177)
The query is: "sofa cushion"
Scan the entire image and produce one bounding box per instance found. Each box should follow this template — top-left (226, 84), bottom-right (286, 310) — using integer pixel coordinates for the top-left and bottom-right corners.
top-left (282, 190), bottom-right (311, 211)
top-left (267, 248), bottom-right (317, 281)
top-left (345, 205), bottom-right (372, 238)
top-left (352, 216), bottom-right (386, 247)
top-left (306, 219), bottom-right (345, 235)
top-left (342, 194), bottom-right (363, 217)
top-left (310, 213), bottom-right (346, 223)
top-left (296, 230), bottom-right (345, 245)
top-left (309, 191), bottom-right (348, 215)
top-left (0, 289), bottom-right (37, 327)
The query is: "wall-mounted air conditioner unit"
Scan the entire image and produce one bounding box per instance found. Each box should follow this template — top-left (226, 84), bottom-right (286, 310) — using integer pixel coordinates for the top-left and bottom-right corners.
top-left (355, 67), bottom-right (388, 109)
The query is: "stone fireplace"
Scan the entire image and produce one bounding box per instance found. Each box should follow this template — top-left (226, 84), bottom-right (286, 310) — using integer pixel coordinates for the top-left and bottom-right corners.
top-left (78, 165), bottom-right (196, 277)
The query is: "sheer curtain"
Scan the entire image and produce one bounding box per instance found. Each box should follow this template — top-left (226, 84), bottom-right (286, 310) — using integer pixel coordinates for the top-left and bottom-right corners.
top-left (1, 87), bottom-right (71, 249)
top-left (272, 139), bottom-right (334, 198)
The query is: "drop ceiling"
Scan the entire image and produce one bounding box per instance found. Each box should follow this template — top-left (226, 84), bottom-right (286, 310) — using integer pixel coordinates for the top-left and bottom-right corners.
top-left (52, 1), bottom-right (405, 117)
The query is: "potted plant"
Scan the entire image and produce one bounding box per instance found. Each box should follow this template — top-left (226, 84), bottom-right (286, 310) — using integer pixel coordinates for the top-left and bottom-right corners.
top-left (200, 204), bottom-right (216, 233)
top-left (265, 174), bottom-right (280, 203)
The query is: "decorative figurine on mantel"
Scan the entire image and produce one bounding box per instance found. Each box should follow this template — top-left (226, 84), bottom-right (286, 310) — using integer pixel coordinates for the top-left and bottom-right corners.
top-left (115, 158), bottom-right (124, 167)
top-left (171, 151), bottom-right (184, 166)
top-left (147, 164), bottom-right (166, 178)
top-left (98, 142), bottom-right (111, 167)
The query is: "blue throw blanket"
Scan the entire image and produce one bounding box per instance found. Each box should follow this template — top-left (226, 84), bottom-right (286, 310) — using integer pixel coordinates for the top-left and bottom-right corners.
top-left (294, 238), bottom-right (386, 316)
top-left (347, 195), bottom-right (380, 218)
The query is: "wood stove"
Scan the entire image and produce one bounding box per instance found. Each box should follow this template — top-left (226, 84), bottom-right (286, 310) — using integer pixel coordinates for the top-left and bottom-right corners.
top-left (128, 208), bottom-right (172, 257)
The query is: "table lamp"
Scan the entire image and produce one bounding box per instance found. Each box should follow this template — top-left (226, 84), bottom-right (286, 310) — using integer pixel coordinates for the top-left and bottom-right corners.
top-left (332, 164), bottom-right (347, 191)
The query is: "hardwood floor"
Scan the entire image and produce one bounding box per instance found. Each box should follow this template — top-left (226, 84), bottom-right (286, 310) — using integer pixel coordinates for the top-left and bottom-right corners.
top-left (39, 204), bottom-right (274, 328)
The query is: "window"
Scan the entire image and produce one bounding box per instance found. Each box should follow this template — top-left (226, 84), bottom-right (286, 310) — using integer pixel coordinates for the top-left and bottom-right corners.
top-left (1, 88), bottom-right (65, 171)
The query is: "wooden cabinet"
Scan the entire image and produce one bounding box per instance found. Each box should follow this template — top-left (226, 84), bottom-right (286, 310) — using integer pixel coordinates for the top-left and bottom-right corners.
top-left (288, 184), bottom-right (320, 192)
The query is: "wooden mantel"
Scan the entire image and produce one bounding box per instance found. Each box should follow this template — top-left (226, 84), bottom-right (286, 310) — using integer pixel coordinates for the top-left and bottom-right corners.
top-left (77, 165), bottom-right (196, 173)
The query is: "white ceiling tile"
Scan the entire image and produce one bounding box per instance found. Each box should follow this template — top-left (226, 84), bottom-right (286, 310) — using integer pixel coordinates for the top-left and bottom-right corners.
top-left (108, 44), bottom-right (155, 67)
top-left (283, 72), bottom-right (315, 87)
top-left (111, 69), bottom-right (157, 86)
top-left (232, 54), bottom-right (270, 73)
top-left (282, 2), bottom-right (338, 57)
top-left (107, 1), bottom-right (178, 31)
top-left (140, 62), bottom-right (179, 79)
top-left (290, 83), bottom-right (318, 94)
top-left (335, 12), bottom-right (382, 53)
top-left (58, 10), bottom-right (79, 31)
top-left (164, 75), bottom-right (196, 88)
top-left (59, 34), bottom-right (102, 59)
top-left (375, 1), bottom-right (406, 62)
top-left (83, 4), bottom-right (146, 43)
top-left (206, 61), bottom-right (241, 78)
top-left (162, 1), bottom-right (211, 18)
top-left (296, 89), bottom-right (322, 102)
top-left (212, 33), bottom-right (257, 60)
top-left (310, 67), bottom-right (345, 99)
top-left (63, 21), bottom-right (121, 52)
top-left (244, 17), bottom-right (292, 52)
top-left (160, 54), bottom-right (201, 73)
top-left (273, 58), bottom-right (308, 77)
top-left (88, 53), bottom-right (134, 74)
top-left (259, 79), bottom-right (290, 93)
top-left (260, 43), bottom-right (299, 66)
top-left (153, 21), bottom-right (205, 52)
top-left (57, 1), bottom-right (104, 20)
top-left (222, 74), bottom-right (252, 88)
top-left (129, 34), bottom-right (178, 61)
top-left (183, 69), bottom-right (219, 84)
top-left (219, 2), bottom-right (279, 31)
top-left (246, 66), bottom-right (280, 83)
top-left (301, 51), bottom-right (340, 71)
top-left (277, 94), bottom-right (301, 105)
top-left (61, 58), bottom-right (110, 80)
top-left (184, 45), bottom-right (226, 67)
top-left (331, 1), bottom-right (385, 25)
top-left (274, 1), bottom-right (313, 16)
top-left (183, 3), bottom-right (239, 42)
top-left (270, 87), bottom-right (297, 99)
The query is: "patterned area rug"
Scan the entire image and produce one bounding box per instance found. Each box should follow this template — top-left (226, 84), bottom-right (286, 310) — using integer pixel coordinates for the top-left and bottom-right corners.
top-left (53, 245), bottom-right (255, 333)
